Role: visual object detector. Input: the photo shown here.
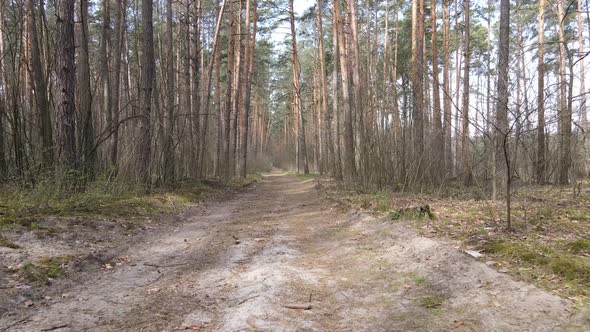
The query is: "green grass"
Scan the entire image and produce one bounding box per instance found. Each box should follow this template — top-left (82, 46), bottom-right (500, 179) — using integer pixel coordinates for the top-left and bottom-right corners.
top-left (564, 239), bottom-right (590, 254)
top-left (21, 256), bottom-right (73, 284)
top-left (389, 205), bottom-right (435, 221)
top-left (419, 295), bottom-right (447, 309)
top-left (361, 192), bottom-right (392, 212)
top-left (0, 177), bottom-right (235, 228)
top-left (414, 277), bottom-right (426, 285)
top-left (288, 171), bottom-right (320, 179)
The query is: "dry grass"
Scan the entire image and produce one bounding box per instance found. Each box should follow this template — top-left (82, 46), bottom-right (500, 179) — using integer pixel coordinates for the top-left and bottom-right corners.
top-left (318, 178), bottom-right (590, 303)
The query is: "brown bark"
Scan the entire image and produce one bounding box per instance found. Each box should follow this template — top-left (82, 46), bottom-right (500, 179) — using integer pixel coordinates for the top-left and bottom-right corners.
top-left (100, 0), bottom-right (111, 162)
top-left (139, 0), bottom-right (155, 189)
top-left (27, 0), bottom-right (53, 167)
top-left (412, 0), bottom-right (425, 181)
top-left (111, 0), bottom-right (126, 169)
top-left (55, 0), bottom-right (77, 170)
top-left (332, 5), bottom-right (343, 180)
top-left (78, 0), bottom-right (95, 177)
top-left (163, 0), bottom-right (176, 184)
top-left (317, 0), bottom-right (333, 176)
top-left (536, 0), bottom-right (546, 184)
top-left (215, 0), bottom-right (223, 177)
top-left (431, 0), bottom-right (443, 180)
top-left (334, 0), bottom-right (354, 181)
top-left (557, 0), bottom-right (571, 185)
top-left (241, 0), bottom-right (256, 178)
top-left (442, 0), bottom-right (452, 175)
top-left (578, 0), bottom-right (588, 176)
top-left (224, 0), bottom-right (235, 179)
top-left (289, 0), bottom-right (309, 174)
top-left (496, 0), bottom-right (510, 227)
top-left (461, 0), bottom-right (472, 185)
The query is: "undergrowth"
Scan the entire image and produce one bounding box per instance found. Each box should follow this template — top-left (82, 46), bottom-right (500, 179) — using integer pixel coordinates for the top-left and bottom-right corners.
top-left (20, 256), bottom-right (74, 284)
top-left (482, 240), bottom-right (590, 295)
top-left (0, 174), bottom-right (258, 228)
top-left (317, 177), bottom-right (590, 302)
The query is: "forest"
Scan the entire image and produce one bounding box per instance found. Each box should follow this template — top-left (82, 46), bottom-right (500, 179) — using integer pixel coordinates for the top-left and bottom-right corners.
top-left (1, 0), bottom-right (590, 330)
top-left (0, 0), bottom-right (586, 199)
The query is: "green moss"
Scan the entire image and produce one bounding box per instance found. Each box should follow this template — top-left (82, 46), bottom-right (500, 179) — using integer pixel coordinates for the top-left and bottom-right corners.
top-left (532, 207), bottom-right (554, 224)
top-left (21, 256), bottom-right (73, 283)
top-left (0, 178), bottom-right (224, 228)
top-left (414, 277), bottom-right (426, 285)
top-left (389, 205), bottom-right (434, 221)
top-left (549, 256), bottom-right (590, 283)
top-left (565, 209), bottom-right (590, 222)
top-left (419, 295), bottom-right (447, 309)
top-left (565, 239), bottom-right (590, 254)
top-left (483, 240), bottom-right (590, 284)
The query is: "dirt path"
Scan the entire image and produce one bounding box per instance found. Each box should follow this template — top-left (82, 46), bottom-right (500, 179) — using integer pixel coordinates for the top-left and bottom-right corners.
top-left (0, 172), bottom-right (585, 331)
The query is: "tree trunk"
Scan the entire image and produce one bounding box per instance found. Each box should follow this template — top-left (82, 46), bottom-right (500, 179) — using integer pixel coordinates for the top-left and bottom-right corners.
top-left (442, 0), bottom-right (452, 176)
top-left (55, 0), bottom-right (77, 170)
top-left (536, 0), bottom-right (546, 185)
top-left (111, 0), bottom-right (126, 170)
top-left (27, 0), bottom-right (53, 168)
top-left (317, 0), bottom-right (333, 176)
top-left (215, 0), bottom-right (223, 177)
top-left (241, 0), bottom-right (256, 178)
top-left (334, 0), bottom-right (354, 181)
top-left (100, 0), bottom-right (112, 165)
top-left (557, 0), bottom-right (571, 185)
top-left (163, 0), bottom-right (175, 184)
top-left (139, 0), bottom-right (155, 190)
top-left (411, 0), bottom-right (425, 182)
top-left (289, 0), bottom-right (309, 174)
top-left (496, 0), bottom-right (510, 228)
top-left (461, 0), bottom-right (472, 185)
top-left (78, 0), bottom-right (95, 177)
top-left (224, 0), bottom-right (235, 179)
top-left (431, 0), bottom-right (443, 180)
top-left (578, 0), bottom-right (589, 176)
top-left (332, 5), bottom-right (343, 180)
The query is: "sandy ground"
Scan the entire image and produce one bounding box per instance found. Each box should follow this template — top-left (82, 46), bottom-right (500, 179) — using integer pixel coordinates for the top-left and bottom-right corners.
top-left (0, 172), bottom-right (587, 331)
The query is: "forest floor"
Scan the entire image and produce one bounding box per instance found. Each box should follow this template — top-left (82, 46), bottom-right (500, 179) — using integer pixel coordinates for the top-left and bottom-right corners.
top-left (0, 171), bottom-right (589, 331)
top-left (320, 176), bottom-right (590, 305)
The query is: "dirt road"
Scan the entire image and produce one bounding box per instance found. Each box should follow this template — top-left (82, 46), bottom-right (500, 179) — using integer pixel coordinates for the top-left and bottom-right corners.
top-left (1, 172), bottom-right (584, 331)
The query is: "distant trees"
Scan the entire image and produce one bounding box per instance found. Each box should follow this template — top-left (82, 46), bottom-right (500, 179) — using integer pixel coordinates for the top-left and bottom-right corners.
top-left (0, 0), bottom-right (587, 197)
